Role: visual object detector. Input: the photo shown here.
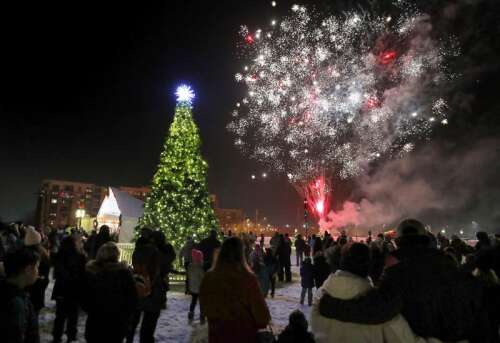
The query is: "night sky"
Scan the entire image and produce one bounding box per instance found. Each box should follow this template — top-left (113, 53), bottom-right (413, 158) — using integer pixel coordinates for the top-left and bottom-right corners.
top-left (1, 1), bottom-right (499, 228)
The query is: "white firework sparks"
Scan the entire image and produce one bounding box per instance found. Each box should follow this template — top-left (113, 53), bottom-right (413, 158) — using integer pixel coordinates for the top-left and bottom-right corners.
top-left (229, 3), bottom-right (456, 182)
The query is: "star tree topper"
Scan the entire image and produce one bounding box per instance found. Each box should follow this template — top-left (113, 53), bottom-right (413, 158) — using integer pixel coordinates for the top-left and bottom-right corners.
top-left (175, 84), bottom-right (195, 105)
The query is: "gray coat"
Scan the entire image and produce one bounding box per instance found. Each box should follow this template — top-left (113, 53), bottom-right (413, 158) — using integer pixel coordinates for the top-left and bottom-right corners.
top-left (188, 262), bottom-right (204, 294)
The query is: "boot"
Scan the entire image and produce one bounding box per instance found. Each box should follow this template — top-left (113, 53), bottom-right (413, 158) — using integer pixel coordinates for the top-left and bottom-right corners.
top-left (188, 311), bottom-right (194, 322)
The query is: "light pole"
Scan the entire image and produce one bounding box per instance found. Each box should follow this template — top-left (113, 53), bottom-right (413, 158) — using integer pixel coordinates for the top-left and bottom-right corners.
top-left (75, 208), bottom-right (86, 230)
top-left (303, 198), bottom-right (308, 238)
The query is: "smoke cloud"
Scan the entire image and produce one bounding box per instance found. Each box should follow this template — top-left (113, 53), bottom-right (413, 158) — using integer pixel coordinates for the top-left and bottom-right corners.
top-left (319, 138), bottom-right (500, 234)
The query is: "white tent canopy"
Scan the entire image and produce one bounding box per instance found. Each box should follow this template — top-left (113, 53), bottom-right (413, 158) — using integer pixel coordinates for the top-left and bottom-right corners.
top-left (97, 187), bottom-right (144, 243)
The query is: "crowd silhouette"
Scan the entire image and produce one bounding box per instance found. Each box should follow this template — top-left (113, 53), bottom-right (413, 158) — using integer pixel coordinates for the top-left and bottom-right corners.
top-left (1, 219), bottom-right (499, 343)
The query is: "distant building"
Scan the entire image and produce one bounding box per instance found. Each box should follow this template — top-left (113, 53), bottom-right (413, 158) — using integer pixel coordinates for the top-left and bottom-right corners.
top-left (36, 179), bottom-right (150, 228)
top-left (36, 179), bottom-right (246, 235)
top-left (214, 208), bottom-right (245, 231)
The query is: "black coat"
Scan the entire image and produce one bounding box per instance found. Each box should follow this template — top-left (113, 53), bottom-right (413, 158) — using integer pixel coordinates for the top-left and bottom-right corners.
top-left (277, 327), bottom-right (315, 343)
top-left (319, 245), bottom-right (490, 343)
top-left (142, 246), bottom-right (175, 312)
top-left (277, 241), bottom-right (292, 266)
top-left (312, 255), bottom-right (330, 289)
top-left (81, 261), bottom-right (138, 342)
top-left (264, 252), bottom-right (278, 276)
top-left (199, 236), bottom-right (221, 268)
top-left (51, 251), bottom-right (86, 302)
top-left (300, 260), bottom-right (314, 288)
top-left (294, 238), bottom-right (306, 253)
top-left (0, 279), bottom-right (39, 343)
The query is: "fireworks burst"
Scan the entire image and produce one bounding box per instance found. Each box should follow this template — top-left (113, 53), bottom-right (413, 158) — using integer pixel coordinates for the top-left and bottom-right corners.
top-left (293, 174), bottom-right (331, 219)
top-left (228, 2), bottom-right (456, 184)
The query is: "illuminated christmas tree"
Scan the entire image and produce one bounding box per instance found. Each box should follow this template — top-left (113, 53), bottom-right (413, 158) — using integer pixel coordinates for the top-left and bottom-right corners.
top-left (139, 85), bottom-right (219, 250)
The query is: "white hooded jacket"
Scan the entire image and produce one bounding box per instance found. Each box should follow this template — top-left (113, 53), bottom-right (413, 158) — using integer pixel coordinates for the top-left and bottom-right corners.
top-left (310, 270), bottom-right (445, 343)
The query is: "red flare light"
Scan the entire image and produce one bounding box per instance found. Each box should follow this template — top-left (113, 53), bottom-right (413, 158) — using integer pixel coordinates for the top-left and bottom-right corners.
top-left (379, 50), bottom-right (397, 65)
top-left (245, 34), bottom-right (255, 44)
top-left (295, 176), bottom-right (331, 219)
top-left (364, 96), bottom-right (380, 110)
top-left (315, 200), bottom-right (325, 215)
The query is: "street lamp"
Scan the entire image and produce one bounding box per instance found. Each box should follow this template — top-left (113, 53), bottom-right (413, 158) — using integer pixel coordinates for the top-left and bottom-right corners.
top-left (75, 208), bottom-right (86, 230)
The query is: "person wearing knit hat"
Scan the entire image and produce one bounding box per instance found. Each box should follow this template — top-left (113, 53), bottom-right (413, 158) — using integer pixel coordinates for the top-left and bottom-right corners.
top-left (24, 226), bottom-right (41, 247)
top-left (24, 226), bottom-right (51, 313)
top-left (187, 248), bottom-right (205, 322)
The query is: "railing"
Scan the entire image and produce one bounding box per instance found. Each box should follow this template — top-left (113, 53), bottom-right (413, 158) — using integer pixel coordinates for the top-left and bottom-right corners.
top-left (117, 243), bottom-right (135, 265)
top-left (116, 243), bottom-right (185, 282)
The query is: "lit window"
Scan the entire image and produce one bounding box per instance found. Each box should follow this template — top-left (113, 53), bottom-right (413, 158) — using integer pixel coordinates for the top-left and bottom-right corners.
top-left (51, 198), bottom-right (58, 204)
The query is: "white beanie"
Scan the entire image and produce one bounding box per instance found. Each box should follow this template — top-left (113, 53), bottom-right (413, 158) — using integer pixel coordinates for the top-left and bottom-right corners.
top-left (24, 226), bottom-right (42, 246)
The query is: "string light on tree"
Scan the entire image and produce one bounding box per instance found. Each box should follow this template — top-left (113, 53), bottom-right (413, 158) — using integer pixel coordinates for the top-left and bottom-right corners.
top-left (139, 84), bottom-right (219, 251)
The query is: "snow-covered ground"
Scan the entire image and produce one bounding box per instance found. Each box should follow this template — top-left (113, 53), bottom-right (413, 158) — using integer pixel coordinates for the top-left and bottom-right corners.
top-left (39, 264), bottom-right (311, 343)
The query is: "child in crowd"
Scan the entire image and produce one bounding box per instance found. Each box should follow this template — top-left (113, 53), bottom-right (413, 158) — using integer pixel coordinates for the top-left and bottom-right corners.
top-left (188, 248), bottom-right (205, 322)
top-left (300, 257), bottom-right (314, 306)
top-left (277, 310), bottom-right (315, 343)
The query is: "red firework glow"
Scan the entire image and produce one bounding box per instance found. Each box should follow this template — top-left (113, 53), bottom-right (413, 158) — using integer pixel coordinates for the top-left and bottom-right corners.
top-left (245, 34), bottom-right (255, 44)
top-left (294, 176), bottom-right (331, 219)
top-left (379, 50), bottom-right (397, 65)
top-left (364, 96), bottom-right (380, 110)
top-left (315, 199), bottom-right (325, 215)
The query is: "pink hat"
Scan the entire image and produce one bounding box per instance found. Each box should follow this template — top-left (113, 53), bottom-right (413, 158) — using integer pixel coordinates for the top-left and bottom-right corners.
top-left (191, 249), bottom-right (204, 264)
top-left (24, 226), bottom-right (41, 246)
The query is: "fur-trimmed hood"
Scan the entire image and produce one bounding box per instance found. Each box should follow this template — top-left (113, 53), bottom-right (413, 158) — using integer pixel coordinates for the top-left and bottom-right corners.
top-left (321, 270), bottom-right (373, 299)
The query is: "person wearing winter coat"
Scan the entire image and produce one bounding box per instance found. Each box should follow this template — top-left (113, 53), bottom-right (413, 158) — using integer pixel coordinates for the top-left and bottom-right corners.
top-left (126, 242), bottom-right (159, 343)
top-left (270, 232), bottom-right (280, 253)
top-left (81, 242), bottom-right (138, 343)
top-left (300, 257), bottom-right (314, 305)
top-left (180, 237), bottom-right (195, 266)
top-left (312, 254), bottom-right (329, 289)
top-left (200, 237), bottom-right (271, 343)
top-left (0, 246), bottom-right (40, 343)
top-left (90, 225), bottom-right (112, 259)
top-left (311, 242), bottom-right (442, 343)
top-left (23, 226), bottom-right (50, 313)
top-left (263, 248), bottom-right (278, 298)
top-left (303, 242), bottom-right (311, 257)
top-left (295, 234), bottom-right (306, 266)
top-left (179, 237), bottom-right (194, 294)
top-left (249, 244), bottom-right (267, 292)
top-left (83, 230), bottom-right (96, 257)
top-left (276, 234), bottom-right (292, 282)
top-left (51, 236), bottom-right (87, 343)
top-left (318, 219), bottom-right (490, 343)
top-left (48, 226), bottom-right (61, 259)
top-left (187, 249), bottom-right (205, 322)
top-left (136, 230), bottom-right (175, 343)
top-left (199, 229), bottom-right (221, 271)
top-left (277, 310), bottom-right (315, 343)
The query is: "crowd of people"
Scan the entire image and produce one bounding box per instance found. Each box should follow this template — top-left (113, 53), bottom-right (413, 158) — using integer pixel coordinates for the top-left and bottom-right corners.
top-left (1, 219), bottom-right (499, 343)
